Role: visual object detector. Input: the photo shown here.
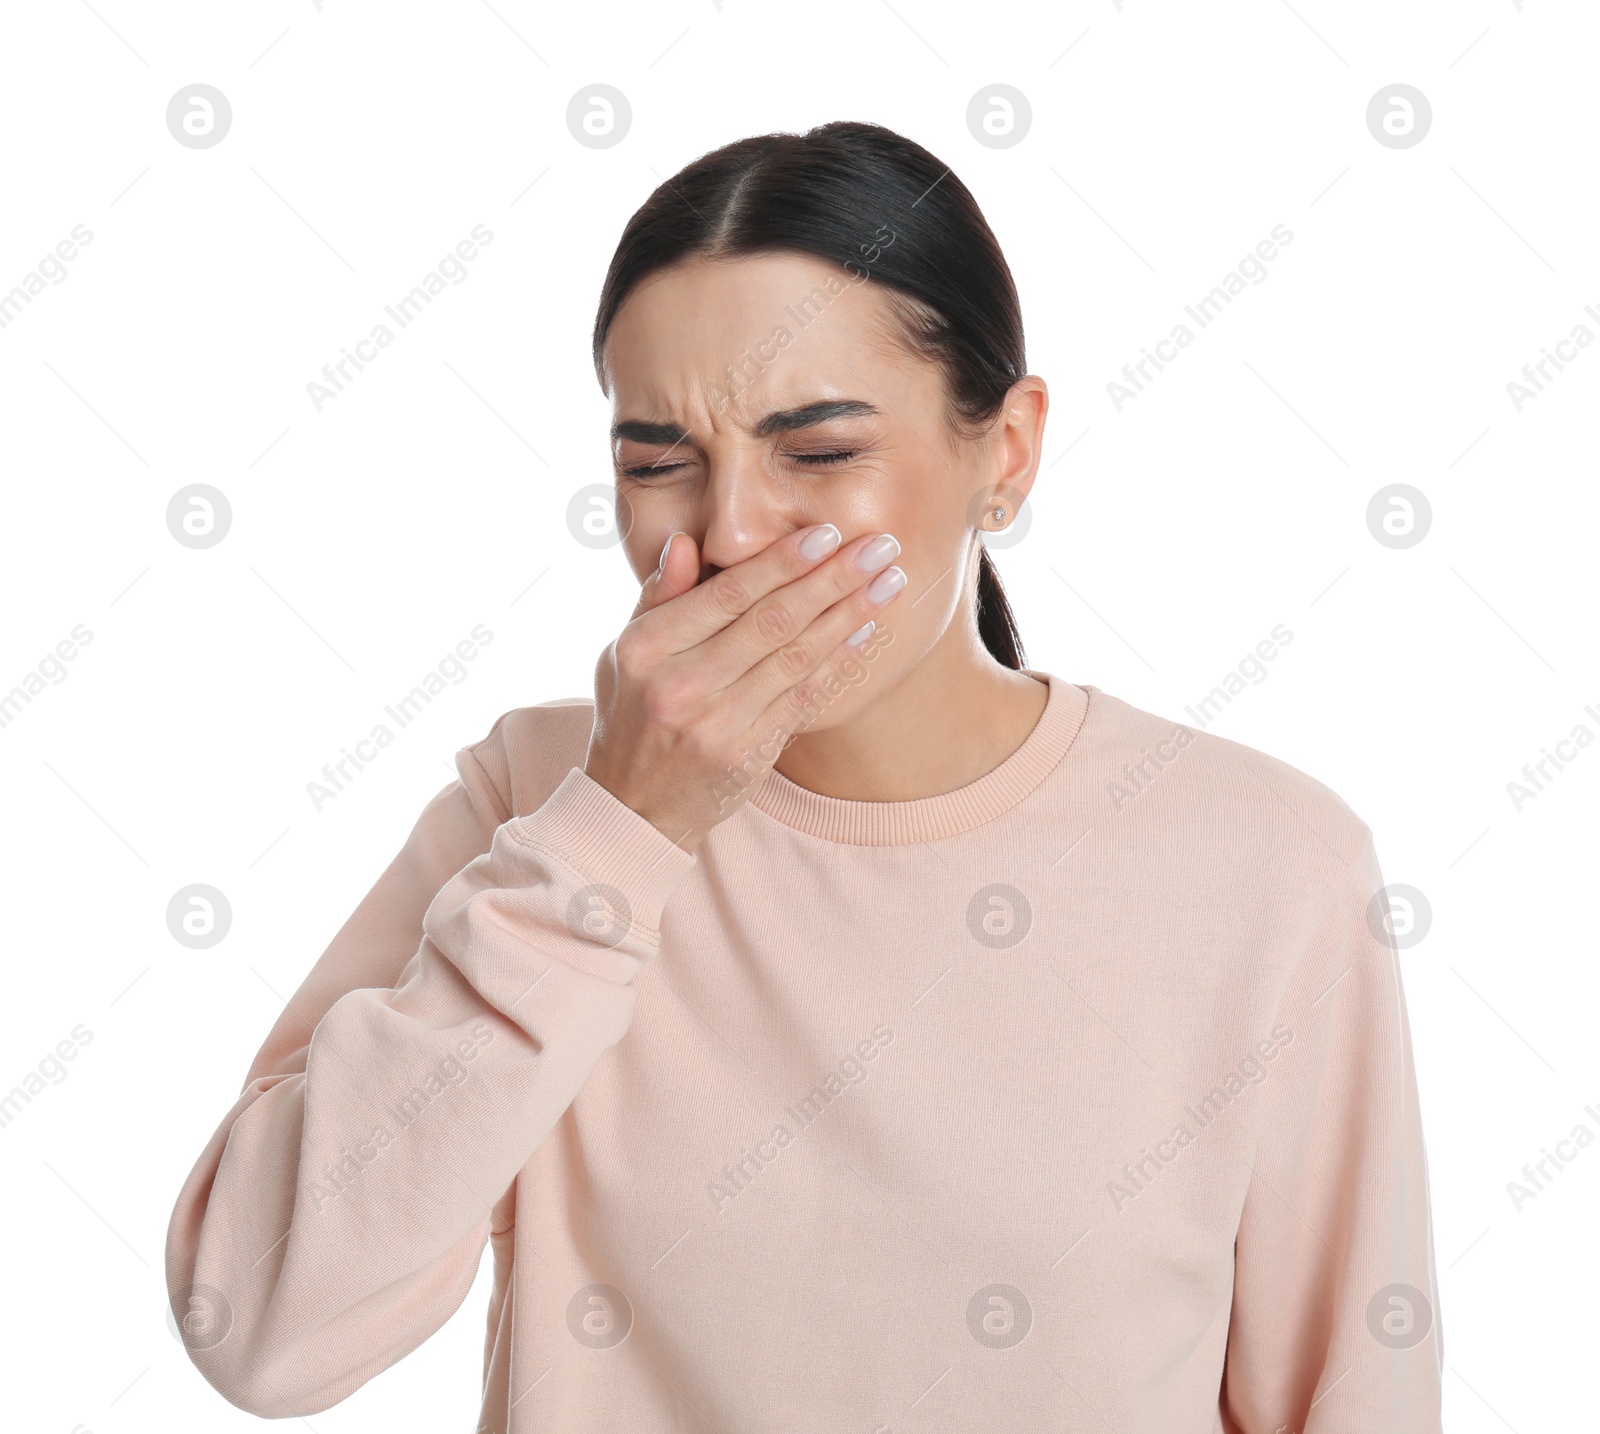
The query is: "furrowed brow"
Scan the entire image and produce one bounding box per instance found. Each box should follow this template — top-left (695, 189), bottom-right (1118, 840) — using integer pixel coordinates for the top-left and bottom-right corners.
top-left (610, 400), bottom-right (879, 446)
top-left (611, 419), bottom-right (688, 445)
top-left (753, 400), bottom-right (879, 437)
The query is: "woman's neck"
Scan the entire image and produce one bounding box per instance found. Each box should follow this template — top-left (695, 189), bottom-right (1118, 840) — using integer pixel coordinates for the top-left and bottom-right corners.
top-left (771, 629), bottom-right (1050, 804)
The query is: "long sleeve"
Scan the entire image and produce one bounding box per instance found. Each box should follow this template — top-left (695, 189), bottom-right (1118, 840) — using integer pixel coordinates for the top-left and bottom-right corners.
top-left (1219, 829), bottom-right (1443, 1432)
top-left (164, 758), bottom-right (698, 1418)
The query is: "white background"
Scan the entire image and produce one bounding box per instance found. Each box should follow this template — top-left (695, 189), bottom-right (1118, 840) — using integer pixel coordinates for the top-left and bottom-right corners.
top-left (1, 0), bottom-right (1594, 1429)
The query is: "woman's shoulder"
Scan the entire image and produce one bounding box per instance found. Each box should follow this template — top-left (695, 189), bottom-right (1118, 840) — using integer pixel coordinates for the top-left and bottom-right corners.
top-left (1073, 682), bottom-right (1371, 872)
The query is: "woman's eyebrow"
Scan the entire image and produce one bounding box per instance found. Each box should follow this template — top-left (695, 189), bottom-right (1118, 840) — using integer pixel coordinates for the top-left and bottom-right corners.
top-left (753, 399), bottom-right (879, 436)
top-left (610, 400), bottom-right (880, 447)
top-left (611, 419), bottom-right (686, 445)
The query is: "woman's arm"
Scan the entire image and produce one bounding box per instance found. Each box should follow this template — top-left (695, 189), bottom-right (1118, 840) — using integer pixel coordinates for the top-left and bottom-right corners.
top-left (1220, 829), bottom-right (1443, 1433)
top-left (164, 750), bottom-right (697, 1418)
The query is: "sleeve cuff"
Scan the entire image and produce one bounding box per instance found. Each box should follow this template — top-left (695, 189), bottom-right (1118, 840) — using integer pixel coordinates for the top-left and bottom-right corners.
top-left (506, 766), bottom-right (698, 937)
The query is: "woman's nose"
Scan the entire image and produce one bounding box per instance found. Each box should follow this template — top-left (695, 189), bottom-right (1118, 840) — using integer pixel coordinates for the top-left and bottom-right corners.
top-left (695, 462), bottom-right (805, 574)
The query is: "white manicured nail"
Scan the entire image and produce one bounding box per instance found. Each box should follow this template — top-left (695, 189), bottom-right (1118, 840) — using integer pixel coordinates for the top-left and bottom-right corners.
top-left (844, 620), bottom-right (874, 647)
top-left (865, 565), bottom-right (906, 604)
top-left (657, 532), bottom-right (677, 574)
top-left (799, 523), bottom-right (842, 561)
top-left (856, 533), bottom-right (900, 571)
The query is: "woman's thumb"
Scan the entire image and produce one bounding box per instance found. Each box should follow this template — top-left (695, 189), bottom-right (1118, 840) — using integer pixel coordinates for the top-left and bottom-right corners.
top-left (632, 530), bottom-right (694, 617)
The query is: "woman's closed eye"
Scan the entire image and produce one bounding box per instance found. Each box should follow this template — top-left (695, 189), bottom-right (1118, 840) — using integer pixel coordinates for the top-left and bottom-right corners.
top-left (619, 458), bottom-right (688, 477)
top-left (619, 448), bottom-right (860, 478)
top-left (786, 449), bottom-right (858, 466)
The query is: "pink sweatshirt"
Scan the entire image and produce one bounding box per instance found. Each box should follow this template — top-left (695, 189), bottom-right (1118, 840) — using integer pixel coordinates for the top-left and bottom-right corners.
top-left (166, 671), bottom-right (1443, 1431)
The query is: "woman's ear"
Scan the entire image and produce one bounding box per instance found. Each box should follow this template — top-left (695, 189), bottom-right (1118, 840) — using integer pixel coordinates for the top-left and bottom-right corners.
top-left (999, 376), bottom-right (1048, 495)
top-left (975, 376), bottom-right (1047, 530)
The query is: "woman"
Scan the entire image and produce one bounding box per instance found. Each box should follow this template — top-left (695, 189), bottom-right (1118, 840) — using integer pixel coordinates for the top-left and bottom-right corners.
top-left (167, 121), bottom-right (1443, 1431)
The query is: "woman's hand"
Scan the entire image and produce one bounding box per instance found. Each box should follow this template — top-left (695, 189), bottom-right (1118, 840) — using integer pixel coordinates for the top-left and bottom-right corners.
top-left (583, 524), bottom-right (907, 853)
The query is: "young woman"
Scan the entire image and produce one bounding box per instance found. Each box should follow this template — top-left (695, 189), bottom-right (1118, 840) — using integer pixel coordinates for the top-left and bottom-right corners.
top-left (168, 121), bottom-right (1443, 1432)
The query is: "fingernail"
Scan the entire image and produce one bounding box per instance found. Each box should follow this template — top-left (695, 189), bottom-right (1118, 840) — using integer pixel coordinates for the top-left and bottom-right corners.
top-left (856, 534), bottom-right (900, 571)
top-left (657, 532), bottom-right (678, 575)
top-left (865, 565), bottom-right (906, 603)
top-left (799, 523), bottom-right (842, 561)
top-left (844, 619), bottom-right (875, 647)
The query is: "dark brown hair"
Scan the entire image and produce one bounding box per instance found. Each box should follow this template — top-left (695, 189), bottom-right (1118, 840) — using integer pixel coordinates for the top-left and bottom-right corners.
top-left (591, 119), bottom-right (1028, 669)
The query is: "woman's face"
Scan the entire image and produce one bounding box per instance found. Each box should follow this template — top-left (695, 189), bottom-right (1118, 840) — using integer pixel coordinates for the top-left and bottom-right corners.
top-left (600, 249), bottom-right (1045, 728)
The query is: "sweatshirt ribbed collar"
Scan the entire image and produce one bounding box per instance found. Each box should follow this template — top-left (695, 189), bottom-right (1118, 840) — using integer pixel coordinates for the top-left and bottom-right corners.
top-left (745, 670), bottom-right (1090, 846)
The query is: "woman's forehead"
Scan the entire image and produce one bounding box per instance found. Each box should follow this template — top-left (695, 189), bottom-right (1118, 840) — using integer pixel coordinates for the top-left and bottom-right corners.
top-left (602, 253), bottom-right (931, 414)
